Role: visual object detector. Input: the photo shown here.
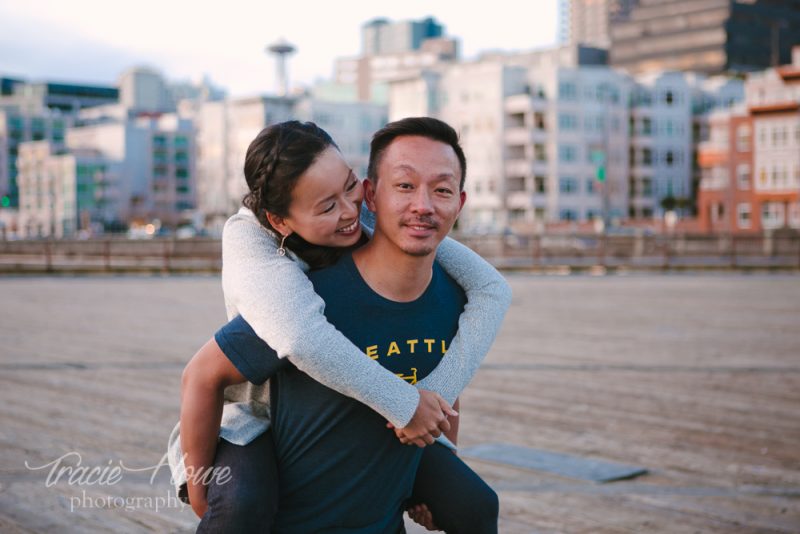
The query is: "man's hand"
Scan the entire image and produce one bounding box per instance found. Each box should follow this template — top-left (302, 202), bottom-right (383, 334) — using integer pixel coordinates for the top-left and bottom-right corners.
top-left (391, 390), bottom-right (457, 447)
top-left (407, 503), bottom-right (440, 531)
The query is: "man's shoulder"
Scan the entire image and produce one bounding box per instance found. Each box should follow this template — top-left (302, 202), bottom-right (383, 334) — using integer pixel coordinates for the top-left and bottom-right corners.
top-left (432, 259), bottom-right (467, 304)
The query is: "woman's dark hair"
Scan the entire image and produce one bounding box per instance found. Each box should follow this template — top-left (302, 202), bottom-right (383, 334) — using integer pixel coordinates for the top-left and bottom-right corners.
top-left (242, 121), bottom-right (365, 269)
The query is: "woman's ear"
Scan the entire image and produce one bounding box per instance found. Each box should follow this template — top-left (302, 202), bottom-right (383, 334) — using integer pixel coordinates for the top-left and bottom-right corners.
top-left (265, 212), bottom-right (292, 238)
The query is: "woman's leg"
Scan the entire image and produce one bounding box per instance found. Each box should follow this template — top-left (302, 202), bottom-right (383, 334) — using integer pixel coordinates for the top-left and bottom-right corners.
top-left (196, 430), bottom-right (279, 533)
top-left (408, 442), bottom-right (499, 534)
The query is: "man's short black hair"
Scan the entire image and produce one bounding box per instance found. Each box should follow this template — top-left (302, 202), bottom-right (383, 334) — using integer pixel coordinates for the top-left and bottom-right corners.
top-left (367, 117), bottom-right (467, 190)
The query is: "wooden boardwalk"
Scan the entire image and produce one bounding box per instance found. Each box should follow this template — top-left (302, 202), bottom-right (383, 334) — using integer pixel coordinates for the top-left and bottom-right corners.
top-left (0, 274), bottom-right (798, 533)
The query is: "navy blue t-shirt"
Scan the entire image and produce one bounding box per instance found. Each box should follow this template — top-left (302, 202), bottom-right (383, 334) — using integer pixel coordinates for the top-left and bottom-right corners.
top-left (214, 252), bottom-right (466, 533)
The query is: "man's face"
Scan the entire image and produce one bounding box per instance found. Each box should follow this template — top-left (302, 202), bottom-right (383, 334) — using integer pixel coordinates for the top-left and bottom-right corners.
top-left (365, 135), bottom-right (466, 257)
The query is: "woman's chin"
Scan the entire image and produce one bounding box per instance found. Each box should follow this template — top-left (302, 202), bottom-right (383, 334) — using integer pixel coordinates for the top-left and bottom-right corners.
top-left (336, 226), bottom-right (363, 247)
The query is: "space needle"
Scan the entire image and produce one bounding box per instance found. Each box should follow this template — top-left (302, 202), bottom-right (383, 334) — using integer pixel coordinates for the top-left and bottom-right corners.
top-left (266, 38), bottom-right (296, 97)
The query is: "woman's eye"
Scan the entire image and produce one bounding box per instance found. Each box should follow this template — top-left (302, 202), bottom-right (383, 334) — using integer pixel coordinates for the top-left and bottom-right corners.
top-left (322, 203), bottom-right (335, 213)
top-left (346, 180), bottom-right (357, 192)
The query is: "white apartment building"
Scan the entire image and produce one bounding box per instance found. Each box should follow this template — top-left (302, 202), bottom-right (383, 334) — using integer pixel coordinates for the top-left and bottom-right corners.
top-left (389, 47), bottom-right (744, 231)
top-left (17, 141), bottom-right (119, 238)
top-left (390, 58), bottom-right (632, 231)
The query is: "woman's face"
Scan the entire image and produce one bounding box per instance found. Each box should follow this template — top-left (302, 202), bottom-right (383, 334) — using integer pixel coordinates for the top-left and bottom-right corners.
top-left (277, 146), bottom-right (364, 248)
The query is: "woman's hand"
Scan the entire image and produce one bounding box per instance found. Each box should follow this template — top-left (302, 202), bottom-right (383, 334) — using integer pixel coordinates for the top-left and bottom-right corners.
top-left (392, 390), bottom-right (456, 446)
top-left (407, 503), bottom-right (440, 531)
top-left (187, 482), bottom-right (209, 519)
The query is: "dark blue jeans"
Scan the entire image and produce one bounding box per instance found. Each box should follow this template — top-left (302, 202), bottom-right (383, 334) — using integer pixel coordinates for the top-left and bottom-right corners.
top-left (196, 431), bottom-right (498, 533)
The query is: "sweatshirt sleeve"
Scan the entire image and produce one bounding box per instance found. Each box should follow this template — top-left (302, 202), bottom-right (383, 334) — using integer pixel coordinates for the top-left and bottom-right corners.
top-left (221, 210), bottom-right (420, 427)
top-left (415, 235), bottom-right (513, 404)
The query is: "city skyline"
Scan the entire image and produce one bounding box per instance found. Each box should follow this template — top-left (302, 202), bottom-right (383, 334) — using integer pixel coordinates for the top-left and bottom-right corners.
top-left (0, 0), bottom-right (559, 97)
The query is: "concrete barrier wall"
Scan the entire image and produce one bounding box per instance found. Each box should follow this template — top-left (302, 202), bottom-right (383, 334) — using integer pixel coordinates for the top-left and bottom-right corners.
top-left (0, 234), bottom-right (798, 273)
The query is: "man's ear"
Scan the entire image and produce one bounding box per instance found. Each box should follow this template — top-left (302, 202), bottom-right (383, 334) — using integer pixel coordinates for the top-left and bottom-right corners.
top-left (363, 178), bottom-right (378, 212)
top-left (458, 190), bottom-right (467, 213)
top-left (265, 212), bottom-right (292, 238)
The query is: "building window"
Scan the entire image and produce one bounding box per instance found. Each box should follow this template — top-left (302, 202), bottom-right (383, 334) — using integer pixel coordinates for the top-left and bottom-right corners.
top-left (642, 148), bottom-right (653, 166)
top-left (508, 176), bottom-right (526, 192)
top-left (559, 177), bottom-right (578, 194)
top-left (736, 125), bottom-right (751, 152)
top-left (534, 175), bottom-right (547, 194)
top-left (761, 202), bottom-right (784, 229)
top-left (559, 145), bottom-right (578, 163)
top-left (642, 178), bottom-right (653, 197)
top-left (559, 82), bottom-right (577, 100)
top-left (559, 208), bottom-right (577, 221)
top-left (586, 178), bottom-right (595, 194)
top-left (737, 164), bottom-right (750, 189)
top-left (559, 113), bottom-right (577, 130)
top-left (665, 150), bottom-right (674, 166)
top-left (665, 90), bottom-right (674, 106)
top-left (790, 203), bottom-right (800, 229)
top-left (737, 203), bottom-right (751, 229)
top-left (642, 118), bottom-right (652, 136)
top-left (711, 202), bottom-right (725, 223)
top-left (534, 144), bottom-right (547, 162)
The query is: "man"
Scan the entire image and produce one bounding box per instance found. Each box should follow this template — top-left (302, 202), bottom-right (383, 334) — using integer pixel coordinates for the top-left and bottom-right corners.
top-left (187, 118), bottom-right (499, 532)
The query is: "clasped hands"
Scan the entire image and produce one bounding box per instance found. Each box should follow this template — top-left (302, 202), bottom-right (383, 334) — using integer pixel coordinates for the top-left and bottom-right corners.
top-left (385, 389), bottom-right (457, 447)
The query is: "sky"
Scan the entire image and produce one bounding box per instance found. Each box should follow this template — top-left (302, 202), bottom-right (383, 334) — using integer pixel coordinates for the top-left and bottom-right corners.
top-left (0, 0), bottom-right (559, 97)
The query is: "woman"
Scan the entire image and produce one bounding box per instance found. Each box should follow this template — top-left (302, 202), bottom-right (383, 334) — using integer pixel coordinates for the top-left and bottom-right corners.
top-left (169, 120), bottom-right (511, 531)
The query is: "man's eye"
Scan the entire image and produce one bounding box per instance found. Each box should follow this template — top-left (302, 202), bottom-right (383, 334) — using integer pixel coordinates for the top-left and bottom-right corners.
top-left (437, 188), bottom-right (453, 195)
top-left (346, 180), bottom-right (358, 192)
top-left (398, 183), bottom-right (413, 190)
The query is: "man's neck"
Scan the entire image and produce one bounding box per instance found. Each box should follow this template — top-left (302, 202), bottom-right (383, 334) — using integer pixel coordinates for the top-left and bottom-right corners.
top-left (352, 234), bottom-right (434, 303)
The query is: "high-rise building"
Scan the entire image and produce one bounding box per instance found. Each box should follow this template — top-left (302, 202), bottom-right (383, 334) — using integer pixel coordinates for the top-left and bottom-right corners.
top-left (610, 0), bottom-right (800, 75)
top-left (361, 17), bottom-right (444, 56)
top-left (563, 0), bottom-right (638, 48)
top-left (335, 17), bottom-right (458, 103)
top-left (118, 67), bottom-right (176, 114)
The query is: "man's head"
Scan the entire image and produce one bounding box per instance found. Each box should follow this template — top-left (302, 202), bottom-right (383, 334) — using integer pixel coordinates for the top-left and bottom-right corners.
top-left (364, 117), bottom-right (467, 258)
top-left (367, 117), bottom-right (466, 191)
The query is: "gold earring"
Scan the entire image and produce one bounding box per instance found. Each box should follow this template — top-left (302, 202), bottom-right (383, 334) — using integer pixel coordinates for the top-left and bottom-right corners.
top-left (277, 234), bottom-right (288, 256)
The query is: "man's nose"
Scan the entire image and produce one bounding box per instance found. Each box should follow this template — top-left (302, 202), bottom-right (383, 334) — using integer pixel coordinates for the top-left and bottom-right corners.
top-left (411, 189), bottom-right (434, 214)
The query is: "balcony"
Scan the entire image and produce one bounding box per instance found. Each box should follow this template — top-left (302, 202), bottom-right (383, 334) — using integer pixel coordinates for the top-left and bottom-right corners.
top-left (504, 127), bottom-right (532, 146)
top-left (505, 159), bottom-right (531, 177)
